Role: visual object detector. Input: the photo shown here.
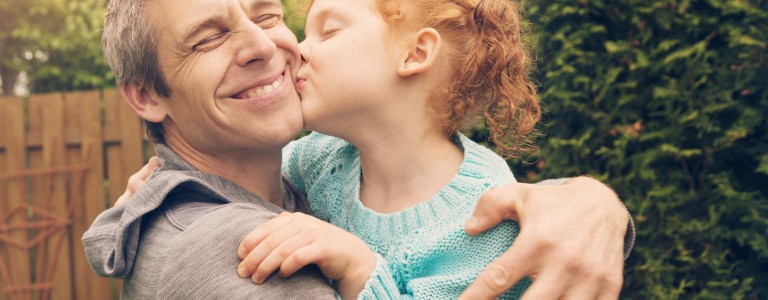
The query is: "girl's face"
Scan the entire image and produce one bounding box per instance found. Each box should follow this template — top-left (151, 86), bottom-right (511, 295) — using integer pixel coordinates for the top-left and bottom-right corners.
top-left (295, 0), bottom-right (404, 135)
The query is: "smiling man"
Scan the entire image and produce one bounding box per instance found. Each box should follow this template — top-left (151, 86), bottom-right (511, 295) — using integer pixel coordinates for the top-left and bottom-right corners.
top-left (83, 0), bottom-right (336, 298)
top-left (83, 0), bottom-right (634, 298)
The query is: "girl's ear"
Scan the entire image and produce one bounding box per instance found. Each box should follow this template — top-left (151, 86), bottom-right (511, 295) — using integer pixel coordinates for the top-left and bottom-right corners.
top-left (121, 83), bottom-right (167, 123)
top-left (398, 28), bottom-right (442, 76)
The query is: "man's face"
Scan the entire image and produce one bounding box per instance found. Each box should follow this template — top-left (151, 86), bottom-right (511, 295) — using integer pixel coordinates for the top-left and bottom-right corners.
top-left (149, 0), bottom-right (303, 155)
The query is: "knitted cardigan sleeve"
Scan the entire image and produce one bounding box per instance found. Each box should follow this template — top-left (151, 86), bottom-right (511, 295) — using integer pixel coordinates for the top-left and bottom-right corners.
top-left (282, 132), bottom-right (351, 220)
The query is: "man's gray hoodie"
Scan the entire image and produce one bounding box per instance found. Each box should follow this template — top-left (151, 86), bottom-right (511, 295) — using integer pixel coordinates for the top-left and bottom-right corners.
top-left (82, 144), bottom-right (335, 299)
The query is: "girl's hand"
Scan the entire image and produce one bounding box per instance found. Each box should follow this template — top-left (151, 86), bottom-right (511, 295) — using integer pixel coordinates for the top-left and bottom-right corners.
top-left (237, 212), bottom-right (376, 300)
top-left (114, 156), bottom-right (159, 206)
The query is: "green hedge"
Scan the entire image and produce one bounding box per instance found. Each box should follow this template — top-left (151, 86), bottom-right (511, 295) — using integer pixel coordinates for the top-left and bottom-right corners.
top-left (483, 0), bottom-right (767, 298)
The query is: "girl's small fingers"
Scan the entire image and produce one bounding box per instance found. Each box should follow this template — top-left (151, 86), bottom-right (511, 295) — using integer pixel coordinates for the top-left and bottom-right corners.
top-left (146, 156), bottom-right (160, 169)
top-left (250, 235), bottom-right (312, 284)
top-left (278, 243), bottom-right (324, 278)
top-left (239, 213), bottom-right (295, 258)
top-left (125, 157), bottom-right (159, 195)
top-left (237, 219), bottom-right (302, 277)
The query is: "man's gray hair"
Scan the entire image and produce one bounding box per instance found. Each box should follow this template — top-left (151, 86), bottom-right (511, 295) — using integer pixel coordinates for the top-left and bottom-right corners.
top-left (102, 0), bottom-right (169, 143)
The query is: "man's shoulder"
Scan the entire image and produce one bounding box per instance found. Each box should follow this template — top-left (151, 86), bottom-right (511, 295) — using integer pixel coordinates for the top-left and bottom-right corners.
top-left (126, 202), bottom-right (335, 299)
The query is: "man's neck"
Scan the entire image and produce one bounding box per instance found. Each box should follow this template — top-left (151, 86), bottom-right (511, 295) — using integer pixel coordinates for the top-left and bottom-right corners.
top-left (164, 140), bottom-right (286, 208)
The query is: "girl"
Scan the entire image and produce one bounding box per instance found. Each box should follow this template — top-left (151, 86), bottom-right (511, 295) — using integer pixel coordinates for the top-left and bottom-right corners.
top-left (237, 0), bottom-right (541, 298)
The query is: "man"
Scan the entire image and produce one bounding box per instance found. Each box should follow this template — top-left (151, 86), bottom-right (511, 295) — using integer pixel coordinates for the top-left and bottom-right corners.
top-left (83, 0), bottom-right (337, 298)
top-left (83, 0), bottom-right (634, 298)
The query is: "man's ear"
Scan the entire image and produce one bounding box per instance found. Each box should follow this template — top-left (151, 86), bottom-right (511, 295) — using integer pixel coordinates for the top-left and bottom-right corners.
top-left (398, 28), bottom-right (442, 77)
top-left (121, 82), bottom-right (167, 123)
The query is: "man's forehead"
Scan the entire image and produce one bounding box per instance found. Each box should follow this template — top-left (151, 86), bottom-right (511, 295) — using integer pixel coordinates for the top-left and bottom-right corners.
top-left (148, 0), bottom-right (283, 34)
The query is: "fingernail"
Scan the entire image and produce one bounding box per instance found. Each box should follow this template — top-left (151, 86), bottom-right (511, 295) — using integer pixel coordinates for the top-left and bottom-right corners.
top-left (237, 264), bottom-right (247, 278)
top-left (237, 245), bottom-right (245, 259)
top-left (251, 274), bottom-right (262, 284)
top-left (466, 217), bottom-right (478, 229)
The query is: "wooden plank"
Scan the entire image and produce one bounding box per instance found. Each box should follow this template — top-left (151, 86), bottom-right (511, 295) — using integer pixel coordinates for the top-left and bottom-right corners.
top-left (19, 94), bottom-right (44, 299)
top-left (37, 93), bottom-right (73, 300)
top-left (30, 93), bottom-right (56, 300)
top-left (103, 89), bottom-right (122, 148)
top-left (26, 94), bottom-right (49, 300)
top-left (63, 94), bottom-right (84, 300)
top-left (104, 89), bottom-right (145, 207)
top-left (117, 90), bottom-right (146, 175)
top-left (0, 101), bottom-right (5, 300)
top-left (103, 90), bottom-right (125, 208)
top-left (68, 91), bottom-right (112, 300)
top-left (103, 90), bottom-right (134, 294)
top-left (0, 96), bottom-right (25, 300)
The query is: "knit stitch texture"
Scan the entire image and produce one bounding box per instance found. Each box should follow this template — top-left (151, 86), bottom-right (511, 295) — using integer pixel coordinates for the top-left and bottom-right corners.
top-left (283, 132), bottom-right (531, 299)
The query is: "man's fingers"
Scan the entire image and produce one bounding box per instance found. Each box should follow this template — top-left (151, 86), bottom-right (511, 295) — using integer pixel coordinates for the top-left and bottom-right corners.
top-left (465, 184), bottom-right (526, 235)
top-left (459, 242), bottom-right (533, 300)
top-left (558, 278), bottom-right (601, 300)
top-left (595, 260), bottom-right (624, 300)
top-left (519, 274), bottom-right (568, 300)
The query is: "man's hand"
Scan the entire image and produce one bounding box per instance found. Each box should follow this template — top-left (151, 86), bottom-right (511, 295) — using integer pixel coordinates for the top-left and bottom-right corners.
top-left (237, 212), bottom-right (377, 300)
top-left (459, 176), bottom-right (629, 300)
top-left (114, 156), bottom-right (159, 206)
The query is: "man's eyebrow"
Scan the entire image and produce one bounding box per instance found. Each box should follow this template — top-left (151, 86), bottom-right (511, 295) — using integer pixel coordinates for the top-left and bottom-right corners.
top-left (181, 15), bottom-right (226, 44)
top-left (250, 0), bottom-right (282, 11)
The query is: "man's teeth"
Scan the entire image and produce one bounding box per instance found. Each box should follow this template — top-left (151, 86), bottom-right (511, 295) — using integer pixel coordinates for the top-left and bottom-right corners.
top-left (241, 77), bottom-right (282, 98)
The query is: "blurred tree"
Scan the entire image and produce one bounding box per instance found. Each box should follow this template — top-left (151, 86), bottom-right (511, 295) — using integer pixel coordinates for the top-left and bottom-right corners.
top-left (284, 0), bottom-right (309, 41)
top-left (0, 0), bottom-right (111, 95)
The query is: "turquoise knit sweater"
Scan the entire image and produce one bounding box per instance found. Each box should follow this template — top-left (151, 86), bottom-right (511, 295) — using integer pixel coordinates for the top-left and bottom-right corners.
top-left (283, 132), bottom-right (530, 299)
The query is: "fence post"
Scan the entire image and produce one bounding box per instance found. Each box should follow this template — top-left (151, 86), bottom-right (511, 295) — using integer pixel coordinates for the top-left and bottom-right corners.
top-left (0, 97), bottom-right (26, 300)
top-left (68, 91), bottom-right (112, 300)
top-left (38, 93), bottom-right (73, 300)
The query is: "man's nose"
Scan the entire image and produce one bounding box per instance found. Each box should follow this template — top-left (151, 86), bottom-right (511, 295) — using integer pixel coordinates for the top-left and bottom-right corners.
top-left (235, 22), bottom-right (277, 66)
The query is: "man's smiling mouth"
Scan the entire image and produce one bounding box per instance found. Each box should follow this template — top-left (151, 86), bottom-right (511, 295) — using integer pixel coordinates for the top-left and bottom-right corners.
top-left (233, 75), bottom-right (283, 99)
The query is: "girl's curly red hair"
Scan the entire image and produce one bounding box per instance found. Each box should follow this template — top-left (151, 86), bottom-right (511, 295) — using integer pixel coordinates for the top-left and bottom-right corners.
top-left (378, 0), bottom-right (541, 158)
top-left (302, 0), bottom-right (541, 158)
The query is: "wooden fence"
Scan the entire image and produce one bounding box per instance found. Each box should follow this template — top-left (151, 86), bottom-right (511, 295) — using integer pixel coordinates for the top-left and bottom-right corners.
top-left (0, 89), bottom-right (146, 300)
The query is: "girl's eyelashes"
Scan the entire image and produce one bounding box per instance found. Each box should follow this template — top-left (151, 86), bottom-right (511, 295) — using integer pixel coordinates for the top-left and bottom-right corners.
top-left (321, 27), bottom-right (340, 38)
top-left (319, 20), bottom-right (343, 39)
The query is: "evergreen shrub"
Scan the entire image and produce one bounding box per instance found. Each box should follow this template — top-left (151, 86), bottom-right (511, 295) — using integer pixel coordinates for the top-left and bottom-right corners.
top-left (473, 0), bottom-right (768, 298)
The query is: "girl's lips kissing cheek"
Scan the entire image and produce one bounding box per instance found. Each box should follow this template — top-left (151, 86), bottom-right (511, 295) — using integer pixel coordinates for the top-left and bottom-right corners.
top-left (295, 77), bottom-right (307, 90)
